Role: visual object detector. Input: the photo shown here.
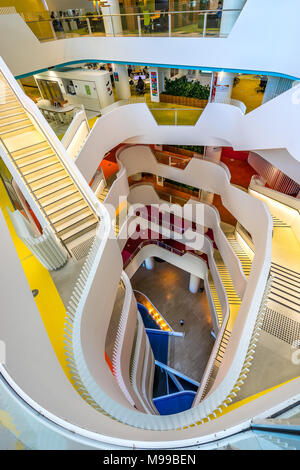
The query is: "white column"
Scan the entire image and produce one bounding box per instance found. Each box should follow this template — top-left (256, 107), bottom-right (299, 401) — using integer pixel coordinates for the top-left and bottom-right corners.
top-left (189, 273), bottom-right (200, 294)
top-left (205, 146), bottom-right (222, 163)
top-left (262, 76), bottom-right (293, 104)
top-left (149, 67), bottom-right (165, 103)
top-left (203, 146), bottom-right (222, 206)
top-left (100, 0), bottom-right (122, 36)
top-left (112, 64), bottom-right (131, 100)
top-left (131, 173), bottom-right (142, 181)
top-left (220, 0), bottom-right (246, 37)
top-left (212, 71), bottom-right (235, 104)
top-left (145, 257), bottom-right (155, 270)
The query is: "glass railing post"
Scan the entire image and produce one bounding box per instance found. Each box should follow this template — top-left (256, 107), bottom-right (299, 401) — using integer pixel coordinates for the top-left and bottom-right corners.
top-left (168, 13), bottom-right (171, 37)
top-left (49, 20), bottom-right (57, 40)
top-left (109, 8), bottom-right (115, 36)
top-left (86, 17), bottom-right (92, 36)
top-left (137, 15), bottom-right (141, 37)
top-left (203, 12), bottom-right (207, 37)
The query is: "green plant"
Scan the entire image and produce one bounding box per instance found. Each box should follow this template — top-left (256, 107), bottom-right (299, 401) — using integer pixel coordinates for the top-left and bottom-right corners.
top-left (163, 76), bottom-right (210, 100)
top-left (176, 145), bottom-right (204, 153)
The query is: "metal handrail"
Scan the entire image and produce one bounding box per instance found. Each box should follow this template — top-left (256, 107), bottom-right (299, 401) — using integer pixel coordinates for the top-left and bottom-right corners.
top-left (0, 135), bottom-right (74, 254)
top-left (25, 9), bottom-right (242, 22)
top-left (0, 72), bottom-right (99, 222)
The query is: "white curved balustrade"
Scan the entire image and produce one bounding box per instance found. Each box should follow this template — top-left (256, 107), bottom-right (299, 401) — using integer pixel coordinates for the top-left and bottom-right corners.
top-left (7, 208), bottom-right (67, 270)
top-left (62, 107), bottom-right (90, 160)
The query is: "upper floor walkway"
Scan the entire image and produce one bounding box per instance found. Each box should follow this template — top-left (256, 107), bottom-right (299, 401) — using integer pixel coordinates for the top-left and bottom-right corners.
top-left (0, 1), bottom-right (299, 81)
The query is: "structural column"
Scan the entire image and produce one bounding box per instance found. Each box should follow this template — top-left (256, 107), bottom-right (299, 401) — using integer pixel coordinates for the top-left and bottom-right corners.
top-left (100, 0), bottom-right (122, 36)
top-left (262, 76), bottom-right (293, 104)
top-left (212, 72), bottom-right (235, 104)
top-left (149, 67), bottom-right (165, 103)
top-left (145, 257), bottom-right (155, 270)
top-left (189, 273), bottom-right (200, 294)
top-left (112, 64), bottom-right (131, 100)
top-left (220, 0), bottom-right (247, 37)
top-left (205, 146), bottom-right (222, 163)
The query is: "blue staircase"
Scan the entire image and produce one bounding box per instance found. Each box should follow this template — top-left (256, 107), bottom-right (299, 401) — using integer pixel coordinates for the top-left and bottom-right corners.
top-left (153, 391), bottom-right (196, 415)
top-left (137, 301), bottom-right (200, 414)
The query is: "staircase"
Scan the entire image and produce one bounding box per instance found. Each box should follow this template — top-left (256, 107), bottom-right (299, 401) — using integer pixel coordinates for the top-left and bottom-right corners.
top-left (97, 186), bottom-right (109, 203)
top-left (200, 328), bottom-right (231, 399)
top-left (0, 71), bottom-right (99, 258)
top-left (269, 262), bottom-right (300, 314)
top-left (215, 255), bottom-right (242, 306)
top-left (208, 272), bottom-right (223, 326)
top-left (271, 215), bottom-right (290, 228)
top-left (227, 234), bottom-right (253, 278)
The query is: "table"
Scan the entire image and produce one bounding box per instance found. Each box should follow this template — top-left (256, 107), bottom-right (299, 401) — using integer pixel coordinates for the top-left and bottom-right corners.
top-left (37, 99), bottom-right (75, 124)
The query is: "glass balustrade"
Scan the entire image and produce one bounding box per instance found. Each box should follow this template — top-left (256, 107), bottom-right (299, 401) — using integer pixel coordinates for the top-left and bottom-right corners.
top-left (22, 7), bottom-right (243, 42)
top-left (149, 108), bottom-right (202, 125)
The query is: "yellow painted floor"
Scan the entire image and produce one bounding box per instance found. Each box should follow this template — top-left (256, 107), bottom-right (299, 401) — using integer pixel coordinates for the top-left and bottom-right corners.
top-left (272, 226), bottom-right (300, 273)
top-left (0, 179), bottom-right (71, 380)
top-left (231, 75), bottom-right (264, 113)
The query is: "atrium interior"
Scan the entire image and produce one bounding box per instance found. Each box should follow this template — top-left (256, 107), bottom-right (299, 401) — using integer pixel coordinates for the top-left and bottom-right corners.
top-left (0, 0), bottom-right (300, 451)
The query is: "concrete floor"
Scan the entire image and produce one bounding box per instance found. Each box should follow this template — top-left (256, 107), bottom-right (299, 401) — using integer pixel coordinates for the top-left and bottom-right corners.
top-left (130, 260), bottom-right (215, 382)
top-left (235, 330), bottom-right (300, 401)
top-left (50, 257), bottom-right (85, 307)
top-left (105, 283), bottom-right (126, 361)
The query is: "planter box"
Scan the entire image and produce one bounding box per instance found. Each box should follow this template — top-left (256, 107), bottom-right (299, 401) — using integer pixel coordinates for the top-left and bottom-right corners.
top-left (160, 94), bottom-right (208, 108)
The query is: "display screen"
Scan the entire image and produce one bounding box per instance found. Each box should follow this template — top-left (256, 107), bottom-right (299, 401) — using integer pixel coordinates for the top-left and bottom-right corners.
top-left (134, 75), bottom-right (146, 80)
top-left (155, 0), bottom-right (169, 11)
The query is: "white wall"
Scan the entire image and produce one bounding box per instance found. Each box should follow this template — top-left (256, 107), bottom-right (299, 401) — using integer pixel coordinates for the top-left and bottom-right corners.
top-left (76, 101), bottom-right (300, 186)
top-left (2, 1), bottom-right (300, 80)
top-left (127, 183), bottom-right (247, 298)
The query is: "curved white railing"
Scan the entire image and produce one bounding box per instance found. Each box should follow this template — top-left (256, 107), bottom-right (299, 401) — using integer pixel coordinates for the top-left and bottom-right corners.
top-left (126, 180), bottom-right (248, 297)
top-left (62, 106), bottom-right (90, 160)
top-left (7, 208), bottom-right (67, 270)
top-left (0, 57), bottom-right (100, 220)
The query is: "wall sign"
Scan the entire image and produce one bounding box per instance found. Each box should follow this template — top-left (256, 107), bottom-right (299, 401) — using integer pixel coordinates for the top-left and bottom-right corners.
top-left (151, 71), bottom-right (158, 97)
top-left (113, 72), bottom-right (119, 82)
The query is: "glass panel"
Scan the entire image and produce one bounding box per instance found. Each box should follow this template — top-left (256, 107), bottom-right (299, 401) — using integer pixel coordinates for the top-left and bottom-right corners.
top-left (177, 109), bottom-right (202, 125)
top-left (205, 11), bottom-right (221, 37)
top-left (26, 20), bottom-right (55, 42)
top-left (171, 11), bottom-right (204, 37)
top-left (54, 17), bottom-right (89, 39)
top-left (149, 108), bottom-right (202, 126)
top-left (119, 14), bottom-right (139, 36)
top-left (149, 109), bottom-right (176, 125)
top-left (141, 12), bottom-right (169, 36)
top-left (88, 15), bottom-right (106, 36)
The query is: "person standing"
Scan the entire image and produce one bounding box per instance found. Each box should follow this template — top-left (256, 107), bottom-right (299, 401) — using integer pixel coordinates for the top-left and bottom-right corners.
top-left (216, 1), bottom-right (223, 27)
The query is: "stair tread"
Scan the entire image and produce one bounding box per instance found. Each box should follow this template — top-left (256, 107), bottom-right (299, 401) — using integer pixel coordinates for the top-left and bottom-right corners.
top-left (0, 111), bottom-right (26, 121)
top-left (31, 173), bottom-right (68, 191)
top-left (60, 218), bottom-right (98, 242)
top-left (46, 194), bottom-right (83, 214)
top-left (0, 105), bottom-right (23, 113)
top-left (0, 123), bottom-right (34, 135)
top-left (18, 153), bottom-right (56, 168)
top-left (55, 209), bottom-right (93, 232)
top-left (10, 140), bottom-right (48, 155)
top-left (0, 117), bottom-right (29, 128)
top-left (50, 202), bottom-right (88, 223)
top-left (27, 167), bottom-right (64, 185)
top-left (37, 180), bottom-right (74, 199)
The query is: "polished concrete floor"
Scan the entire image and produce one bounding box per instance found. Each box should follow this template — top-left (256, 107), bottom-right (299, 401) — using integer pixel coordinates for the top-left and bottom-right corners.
top-left (130, 260), bottom-right (215, 382)
top-left (235, 330), bottom-right (300, 401)
top-left (50, 257), bottom-right (85, 307)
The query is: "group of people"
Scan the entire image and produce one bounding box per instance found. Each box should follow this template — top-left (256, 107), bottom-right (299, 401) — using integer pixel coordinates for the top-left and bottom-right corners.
top-left (127, 66), bottom-right (149, 95)
top-left (50, 10), bottom-right (81, 32)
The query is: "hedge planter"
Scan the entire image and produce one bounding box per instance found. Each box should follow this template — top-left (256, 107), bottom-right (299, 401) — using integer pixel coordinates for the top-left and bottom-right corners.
top-left (160, 94), bottom-right (208, 108)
